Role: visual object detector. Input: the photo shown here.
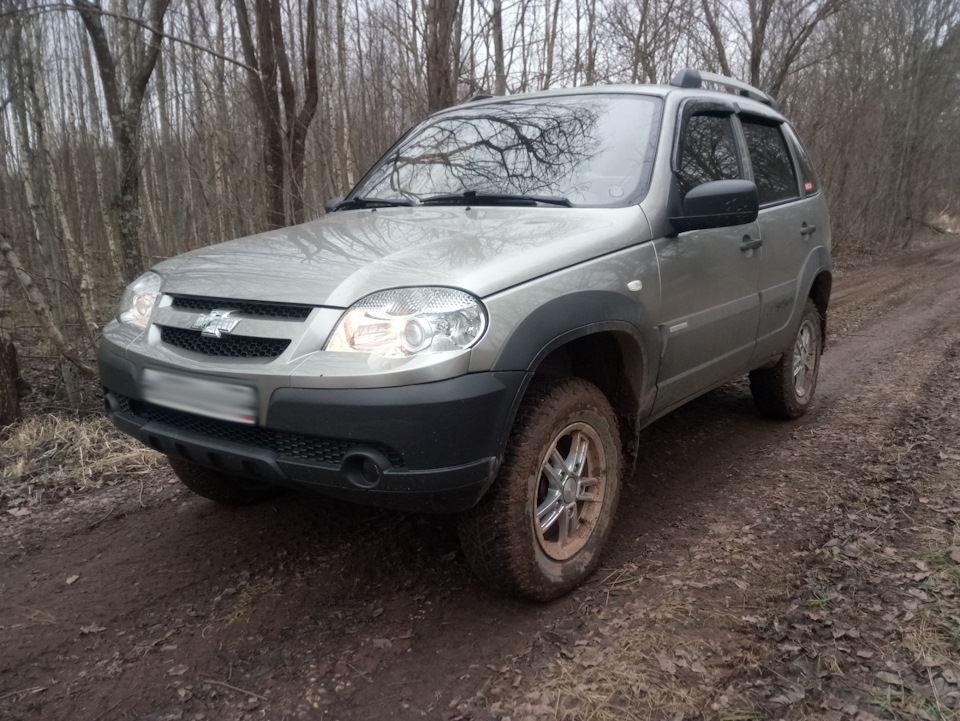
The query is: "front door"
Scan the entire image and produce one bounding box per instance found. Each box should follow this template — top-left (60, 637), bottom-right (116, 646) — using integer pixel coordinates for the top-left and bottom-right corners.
top-left (654, 110), bottom-right (761, 412)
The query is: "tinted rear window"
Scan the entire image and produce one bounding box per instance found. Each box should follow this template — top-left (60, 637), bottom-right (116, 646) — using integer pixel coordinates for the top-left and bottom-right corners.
top-left (741, 119), bottom-right (800, 205)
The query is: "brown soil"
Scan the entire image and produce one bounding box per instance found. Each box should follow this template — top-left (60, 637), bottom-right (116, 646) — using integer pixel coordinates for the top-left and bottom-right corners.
top-left (2, 237), bottom-right (960, 721)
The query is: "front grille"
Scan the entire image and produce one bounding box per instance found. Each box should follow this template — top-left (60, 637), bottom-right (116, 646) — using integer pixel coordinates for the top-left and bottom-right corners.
top-left (160, 326), bottom-right (290, 359)
top-left (113, 394), bottom-right (404, 467)
top-left (170, 295), bottom-right (313, 321)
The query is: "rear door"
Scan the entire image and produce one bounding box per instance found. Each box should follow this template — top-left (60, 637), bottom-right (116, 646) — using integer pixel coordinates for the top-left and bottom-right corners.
top-left (653, 106), bottom-right (761, 412)
top-left (738, 116), bottom-right (827, 361)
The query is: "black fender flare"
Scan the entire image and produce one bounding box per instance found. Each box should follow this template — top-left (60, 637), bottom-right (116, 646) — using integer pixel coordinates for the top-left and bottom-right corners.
top-left (490, 290), bottom-right (659, 411)
top-left (798, 246), bottom-right (832, 335)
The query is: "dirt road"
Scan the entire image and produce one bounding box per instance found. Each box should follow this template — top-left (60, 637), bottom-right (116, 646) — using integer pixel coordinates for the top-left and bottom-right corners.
top-left (3, 239), bottom-right (960, 721)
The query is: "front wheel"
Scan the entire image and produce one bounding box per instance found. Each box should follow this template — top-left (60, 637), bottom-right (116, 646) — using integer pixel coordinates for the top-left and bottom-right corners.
top-left (750, 298), bottom-right (823, 419)
top-left (458, 377), bottom-right (622, 601)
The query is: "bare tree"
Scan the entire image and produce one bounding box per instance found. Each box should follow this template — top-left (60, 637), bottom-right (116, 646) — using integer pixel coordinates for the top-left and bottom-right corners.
top-left (0, 265), bottom-right (26, 427)
top-left (0, 335), bottom-right (23, 427)
top-left (705, 0), bottom-right (847, 97)
top-left (235, 0), bottom-right (320, 227)
top-left (492, 0), bottom-right (507, 93)
top-left (425, 0), bottom-right (462, 112)
top-left (700, 0), bottom-right (732, 75)
top-left (73, 0), bottom-right (171, 284)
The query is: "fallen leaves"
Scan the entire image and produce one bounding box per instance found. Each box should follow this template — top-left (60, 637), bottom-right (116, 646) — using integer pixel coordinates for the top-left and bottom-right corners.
top-left (655, 651), bottom-right (676, 675)
top-left (875, 670), bottom-right (903, 686)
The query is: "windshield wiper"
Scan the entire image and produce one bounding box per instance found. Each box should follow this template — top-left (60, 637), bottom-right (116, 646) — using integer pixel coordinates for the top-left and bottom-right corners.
top-left (332, 196), bottom-right (415, 211)
top-left (420, 190), bottom-right (573, 207)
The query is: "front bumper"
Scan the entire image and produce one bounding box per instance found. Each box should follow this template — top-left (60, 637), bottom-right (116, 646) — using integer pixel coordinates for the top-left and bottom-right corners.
top-left (99, 345), bottom-right (527, 513)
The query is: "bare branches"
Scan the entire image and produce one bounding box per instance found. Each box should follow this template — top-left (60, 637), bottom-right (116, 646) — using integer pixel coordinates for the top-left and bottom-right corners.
top-left (73, 0), bottom-right (171, 284)
top-left (1, 3), bottom-right (257, 73)
top-left (0, 236), bottom-right (95, 377)
top-left (233, 0), bottom-right (321, 228)
top-left (700, 0), bottom-right (732, 77)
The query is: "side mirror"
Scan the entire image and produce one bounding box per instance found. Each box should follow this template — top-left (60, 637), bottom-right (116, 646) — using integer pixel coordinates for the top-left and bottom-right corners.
top-left (669, 179), bottom-right (759, 234)
top-left (324, 196), bottom-right (345, 213)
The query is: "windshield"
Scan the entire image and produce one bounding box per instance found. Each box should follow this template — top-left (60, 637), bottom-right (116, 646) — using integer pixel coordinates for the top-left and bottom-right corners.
top-left (351, 94), bottom-right (662, 208)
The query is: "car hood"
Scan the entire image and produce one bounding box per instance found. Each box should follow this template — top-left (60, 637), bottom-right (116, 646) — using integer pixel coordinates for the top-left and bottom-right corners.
top-left (154, 205), bottom-right (650, 307)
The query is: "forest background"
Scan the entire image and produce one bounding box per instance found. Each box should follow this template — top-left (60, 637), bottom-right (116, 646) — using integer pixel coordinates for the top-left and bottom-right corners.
top-left (0, 0), bottom-right (958, 423)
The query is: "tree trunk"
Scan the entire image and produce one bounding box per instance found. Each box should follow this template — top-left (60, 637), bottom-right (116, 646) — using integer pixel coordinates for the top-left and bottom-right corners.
top-left (584, 0), bottom-right (597, 84)
top-left (278, 0), bottom-right (319, 225)
top-left (542, 0), bottom-right (562, 89)
top-left (336, 0), bottom-right (356, 189)
top-left (0, 236), bottom-right (95, 376)
top-left (701, 0), bottom-right (733, 77)
top-left (73, 0), bottom-right (171, 284)
top-left (235, 0), bottom-right (320, 228)
top-left (0, 336), bottom-right (23, 428)
top-left (26, 20), bottom-right (99, 344)
top-left (492, 0), bottom-right (507, 94)
top-left (0, 264), bottom-right (25, 427)
top-left (425, 0), bottom-right (461, 113)
top-left (80, 35), bottom-right (124, 289)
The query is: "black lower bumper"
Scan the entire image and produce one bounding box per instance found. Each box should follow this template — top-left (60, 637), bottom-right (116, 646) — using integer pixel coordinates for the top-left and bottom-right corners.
top-left (99, 346), bottom-right (527, 513)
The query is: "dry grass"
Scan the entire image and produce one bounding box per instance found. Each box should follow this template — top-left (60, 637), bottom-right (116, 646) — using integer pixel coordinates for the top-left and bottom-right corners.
top-left (1, 412), bottom-right (163, 510)
top-left (531, 621), bottom-right (764, 721)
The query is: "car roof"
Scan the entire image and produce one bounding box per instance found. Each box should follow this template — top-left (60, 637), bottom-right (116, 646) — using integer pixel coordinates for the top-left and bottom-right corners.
top-left (443, 83), bottom-right (785, 122)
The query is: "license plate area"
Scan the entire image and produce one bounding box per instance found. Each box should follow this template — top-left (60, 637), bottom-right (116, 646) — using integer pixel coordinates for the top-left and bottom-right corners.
top-left (142, 368), bottom-right (257, 425)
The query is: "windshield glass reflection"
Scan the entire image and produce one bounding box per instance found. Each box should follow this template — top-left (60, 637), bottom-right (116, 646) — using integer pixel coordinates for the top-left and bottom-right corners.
top-left (353, 94), bottom-right (662, 208)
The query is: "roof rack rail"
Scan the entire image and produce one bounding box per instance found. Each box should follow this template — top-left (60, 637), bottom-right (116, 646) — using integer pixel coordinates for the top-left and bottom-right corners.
top-left (466, 94), bottom-right (493, 103)
top-left (669, 69), bottom-right (778, 111)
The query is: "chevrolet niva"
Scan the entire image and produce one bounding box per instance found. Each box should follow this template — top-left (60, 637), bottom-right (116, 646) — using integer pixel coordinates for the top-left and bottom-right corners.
top-left (100, 70), bottom-right (831, 600)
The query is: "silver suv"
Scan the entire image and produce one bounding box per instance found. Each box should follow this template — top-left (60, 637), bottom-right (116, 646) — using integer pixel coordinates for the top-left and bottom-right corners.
top-left (100, 70), bottom-right (831, 600)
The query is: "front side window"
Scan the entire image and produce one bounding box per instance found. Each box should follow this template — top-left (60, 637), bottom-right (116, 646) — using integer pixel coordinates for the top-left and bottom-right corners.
top-left (350, 94), bottom-right (663, 208)
top-left (741, 118), bottom-right (800, 205)
top-left (676, 113), bottom-right (741, 197)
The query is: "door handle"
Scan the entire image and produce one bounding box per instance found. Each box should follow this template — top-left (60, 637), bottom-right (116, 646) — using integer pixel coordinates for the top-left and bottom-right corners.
top-left (800, 223), bottom-right (817, 236)
top-left (740, 236), bottom-right (762, 251)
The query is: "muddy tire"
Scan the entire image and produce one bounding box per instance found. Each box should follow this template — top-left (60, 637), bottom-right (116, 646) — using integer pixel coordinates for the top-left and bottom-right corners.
top-left (750, 298), bottom-right (823, 420)
top-left (458, 377), bottom-right (622, 601)
top-left (167, 456), bottom-right (282, 505)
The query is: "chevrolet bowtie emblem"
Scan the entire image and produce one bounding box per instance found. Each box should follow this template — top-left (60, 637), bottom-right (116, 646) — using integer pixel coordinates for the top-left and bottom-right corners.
top-left (191, 309), bottom-right (241, 338)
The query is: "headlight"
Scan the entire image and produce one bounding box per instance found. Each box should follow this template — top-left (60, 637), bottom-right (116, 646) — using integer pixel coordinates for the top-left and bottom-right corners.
top-left (326, 287), bottom-right (487, 357)
top-left (118, 271), bottom-right (161, 328)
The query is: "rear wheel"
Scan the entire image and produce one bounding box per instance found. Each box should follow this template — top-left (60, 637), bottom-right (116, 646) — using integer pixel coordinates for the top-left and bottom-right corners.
top-left (458, 377), bottom-right (622, 601)
top-left (750, 298), bottom-right (823, 419)
top-left (167, 456), bottom-right (283, 505)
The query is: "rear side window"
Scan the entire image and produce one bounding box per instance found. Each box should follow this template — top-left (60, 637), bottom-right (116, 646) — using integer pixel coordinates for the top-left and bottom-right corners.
top-left (782, 123), bottom-right (820, 197)
top-left (677, 114), bottom-right (741, 197)
top-left (741, 118), bottom-right (799, 205)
